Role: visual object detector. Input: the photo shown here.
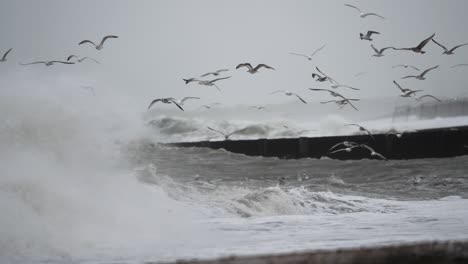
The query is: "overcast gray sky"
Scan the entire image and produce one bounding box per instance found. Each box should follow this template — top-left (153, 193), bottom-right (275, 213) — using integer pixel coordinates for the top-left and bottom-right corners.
top-left (1, 0), bottom-right (468, 109)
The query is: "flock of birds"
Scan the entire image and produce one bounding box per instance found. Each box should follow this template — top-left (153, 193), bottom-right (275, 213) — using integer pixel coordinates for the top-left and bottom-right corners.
top-left (2, 4), bottom-right (467, 161)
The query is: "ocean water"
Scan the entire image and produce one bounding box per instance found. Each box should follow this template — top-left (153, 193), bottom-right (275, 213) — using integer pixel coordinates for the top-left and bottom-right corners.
top-left (1, 83), bottom-right (468, 264)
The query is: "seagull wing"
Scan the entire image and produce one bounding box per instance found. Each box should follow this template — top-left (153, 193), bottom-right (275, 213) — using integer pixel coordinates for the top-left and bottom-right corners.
top-left (320, 100), bottom-right (338, 104)
top-left (293, 93), bottom-right (307, 104)
top-left (308, 88), bottom-right (331, 93)
top-left (362, 13), bottom-right (385, 19)
top-left (50, 61), bottom-right (75, 64)
top-left (227, 128), bottom-right (249, 137)
top-left (431, 39), bottom-right (448, 52)
top-left (79, 40), bottom-right (96, 46)
top-left (290, 52), bottom-right (310, 59)
top-left (216, 69), bottom-right (229, 73)
top-left (2, 48), bottom-right (12, 60)
top-left (207, 127), bottom-right (226, 137)
top-left (371, 44), bottom-right (379, 53)
top-left (335, 84), bottom-right (360, 91)
top-left (67, 55), bottom-right (78, 61)
top-left (180, 97), bottom-right (200, 104)
top-left (420, 65), bottom-right (439, 77)
top-left (82, 57), bottom-right (100, 64)
top-left (450, 64), bottom-right (468, 68)
top-left (416, 33), bottom-right (435, 50)
top-left (269, 90), bottom-right (285, 95)
top-left (236, 63), bottom-right (253, 70)
top-left (449, 43), bottom-right (468, 53)
top-left (310, 44), bottom-right (326, 57)
top-left (367, 31), bottom-right (380, 36)
top-left (409, 66), bottom-right (420, 71)
top-left (200, 72), bottom-right (214, 77)
top-left (346, 100), bottom-right (359, 111)
top-left (100, 35), bottom-right (119, 46)
top-left (254, 64), bottom-right (275, 71)
top-left (418, 95), bottom-right (442, 102)
top-left (208, 76), bottom-right (232, 83)
top-left (147, 99), bottom-right (162, 109)
top-left (401, 75), bottom-right (418, 79)
top-left (169, 99), bottom-right (184, 111)
top-left (393, 80), bottom-right (405, 92)
top-left (344, 4), bottom-right (362, 13)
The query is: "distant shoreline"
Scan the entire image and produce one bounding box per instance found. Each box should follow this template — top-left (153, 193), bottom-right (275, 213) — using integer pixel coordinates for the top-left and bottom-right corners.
top-left (158, 240), bottom-right (468, 264)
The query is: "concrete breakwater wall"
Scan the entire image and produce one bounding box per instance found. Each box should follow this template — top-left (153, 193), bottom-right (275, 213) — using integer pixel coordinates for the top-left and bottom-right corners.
top-left (167, 126), bottom-right (468, 160)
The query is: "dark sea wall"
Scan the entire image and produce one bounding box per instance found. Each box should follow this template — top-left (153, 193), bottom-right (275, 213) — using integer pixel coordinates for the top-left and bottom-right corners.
top-left (157, 241), bottom-right (468, 264)
top-left (167, 126), bottom-right (468, 160)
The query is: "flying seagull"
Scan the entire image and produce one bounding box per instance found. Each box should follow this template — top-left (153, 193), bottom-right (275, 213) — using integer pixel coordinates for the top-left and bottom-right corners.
top-left (312, 67), bottom-right (337, 83)
top-left (393, 65), bottom-right (420, 71)
top-left (432, 39), bottom-right (468, 55)
top-left (395, 33), bottom-right (435, 54)
top-left (344, 4), bottom-right (385, 19)
top-left (289, 44), bottom-right (326, 61)
top-left (327, 141), bottom-right (360, 154)
top-left (200, 69), bottom-right (229, 77)
top-left (0, 48), bottom-right (12, 62)
top-left (450, 64), bottom-right (468, 68)
top-left (67, 55), bottom-right (100, 64)
top-left (359, 144), bottom-right (387, 161)
top-left (207, 126), bottom-right (248, 140)
top-left (401, 65), bottom-right (438, 80)
top-left (250, 106), bottom-right (266, 110)
top-left (147, 97), bottom-right (184, 111)
top-left (236, 63), bottom-right (275, 74)
top-left (270, 90), bottom-right (307, 104)
top-left (371, 45), bottom-right (395, 57)
top-left (360, 31), bottom-right (380, 41)
top-left (320, 98), bottom-right (360, 111)
top-left (393, 80), bottom-right (423, 98)
top-left (79, 35), bottom-right (118, 50)
top-left (20, 60), bottom-right (75, 66)
top-left (345, 124), bottom-right (375, 142)
top-left (198, 76), bottom-right (231, 91)
top-left (417, 94), bottom-right (442, 102)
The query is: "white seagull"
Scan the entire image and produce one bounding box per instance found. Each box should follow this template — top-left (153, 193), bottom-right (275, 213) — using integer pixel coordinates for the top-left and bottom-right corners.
top-left (395, 33), bottom-right (435, 54)
top-left (360, 31), bottom-right (380, 41)
top-left (290, 44), bottom-right (326, 61)
top-left (312, 67), bottom-right (337, 83)
top-left (0, 48), bottom-right (12, 62)
top-left (67, 55), bottom-right (100, 64)
top-left (359, 144), bottom-right (387, 161)
top-left (79, 35), bottom-right (118, 50)
top-left (147, 97), bottom-right (184, 111)
top-left (236, 63), bottom-right (275, 74)
top-left (270, 90), bottom-right (307, 104)
top-left (20, 60), bottom-right (75, 66)
top-left (432, 39), bottom-right (468, 55)
top-left (393, 80), bottom-right (423, 98)
top-left (207, 126), bottom-right (248, 141)
top-left (200, 69), bottom-right (229, 77)
top-left (371, 45), bottom-right (395, 57)
top-left (320, 98), bottom-right (360, 111)
top-left (344, 4), bottom-right (385, 19)
top-left (393, 65), bottom-right (420, 71)
top-left (198, 76), bottom-right (231, 91)
top-left (401, 65), bottom-right (438, 80)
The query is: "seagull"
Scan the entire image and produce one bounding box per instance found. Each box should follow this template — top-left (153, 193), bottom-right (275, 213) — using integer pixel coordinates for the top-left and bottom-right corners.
top-left (360, 31), bottom-right (380, 41)
top-left (67, 55), bottom-right (100, 64)
top-left (20, 60), bottom-right (75, 66)
top-left (289, 44), bottom-right (326, 61)
top-left (80, 85), bottom-right (96, 96)
top-left (432, 39), bottom-right (468, 55)
top-left (393, 80), bottom-right (423, 98)
top-left (401, 65), bottom-right (438, 80)
top-left (236, 63), bottom-right (275, 74)
top-left (312, 67), bottom-right (337, 83)
top-left (326, 141), bottom-right (360, 156)
top-left (79, 35), bottom-right (118, 50)
top-left (0, 48), bottom-right (12, 62)
top-left (207, 126), bottom-right (248, 140)
top-left (371, 45), bottom-right (395, 57)
top-left (172, 97), bottom-right (201, 105)
top-left (395, 33), bottom-right (435, 54)
top-left (270, 90), bottom-right (307, 104)
top-left (183, 78), bottom-right (200, 84)
top-left (354, 72), bottom-right (367, 77)
top-left (344, 4), bottom-right (385, 19)
top-left (385, 129), bottom-right (405, 139)
top-left (147, 97), bottom-right (184, 111)
top-left (345, 124), bottom-right (375, 142)
top-left (450, 64), bottom-right (468, 68)
top-left (200, 69), bottom-right (229, 77)
top-left (330, 83), bottom-right (360, 91)
top-left (417, 94), bottom-right (442, 102)
top-left (359, 144), bottom-right (387, 161)
top-left (198, 76), bottom-right (231, 91)
top-left (320, 98), bottom-right (360, 111)
top-left (250, 106), bottom-right (266, 110)
top-left (308, 88), bottom-right (349, 100)
top-left (392, 65), bottom-right (420, 71)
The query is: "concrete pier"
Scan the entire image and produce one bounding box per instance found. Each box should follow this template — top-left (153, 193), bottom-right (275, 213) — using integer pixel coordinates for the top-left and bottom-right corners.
top-left (167, 126), bottom-right (468, 160)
